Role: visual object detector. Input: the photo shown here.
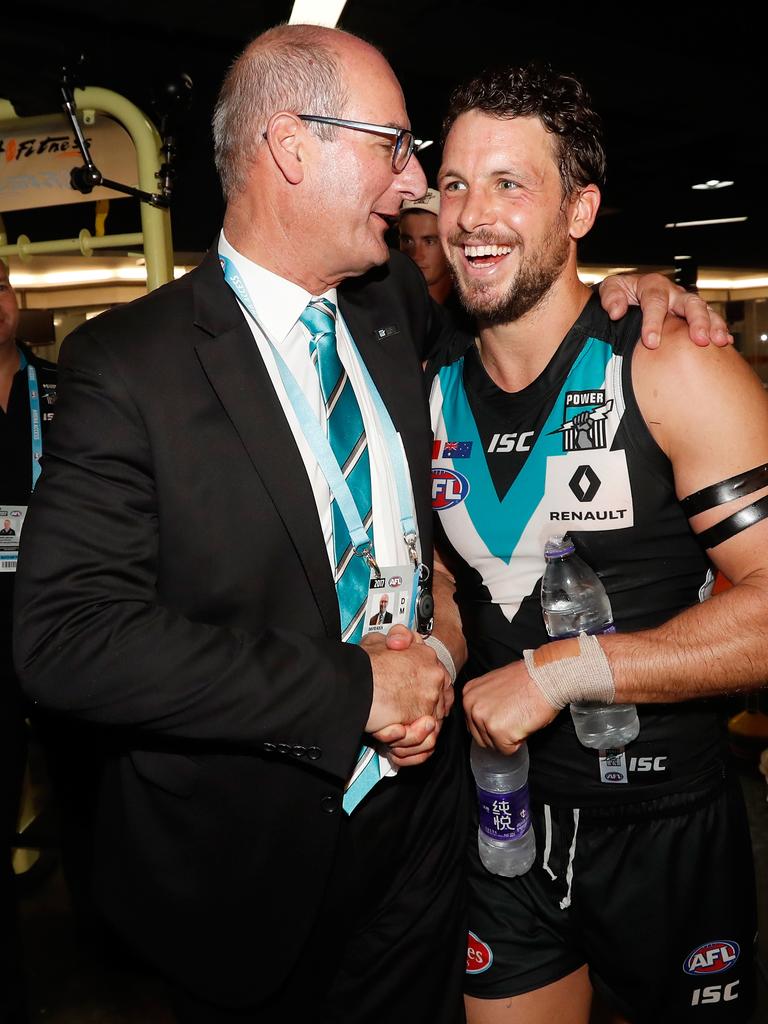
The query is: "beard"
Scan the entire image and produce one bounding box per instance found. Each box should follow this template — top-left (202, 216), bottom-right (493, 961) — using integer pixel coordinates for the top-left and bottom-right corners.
top-left (448, 213), bottom-right (571, 326)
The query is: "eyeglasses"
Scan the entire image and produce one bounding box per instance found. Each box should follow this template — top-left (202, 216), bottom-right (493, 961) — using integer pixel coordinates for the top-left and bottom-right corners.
top-left (298, 114), bottom-right (421, 173)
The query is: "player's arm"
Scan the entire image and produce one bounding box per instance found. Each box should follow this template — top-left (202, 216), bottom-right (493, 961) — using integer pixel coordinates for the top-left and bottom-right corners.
top-left (464, 321), bottom-right (768, 753)
top-left (600, 319), bottom-right (768, 700)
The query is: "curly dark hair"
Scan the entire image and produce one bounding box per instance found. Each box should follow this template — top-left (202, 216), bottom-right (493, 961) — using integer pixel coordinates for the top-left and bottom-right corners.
top-left (442, 63), bottom-right (606, 195)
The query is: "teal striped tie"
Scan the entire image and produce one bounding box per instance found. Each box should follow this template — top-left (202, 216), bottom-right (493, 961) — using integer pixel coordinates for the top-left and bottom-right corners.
top-left (301, 299), bottom-right (381, 811)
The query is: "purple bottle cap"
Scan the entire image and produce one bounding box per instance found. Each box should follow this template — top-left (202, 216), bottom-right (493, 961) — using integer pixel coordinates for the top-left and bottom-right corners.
top-left (544, 534), bottom-right (575, 559)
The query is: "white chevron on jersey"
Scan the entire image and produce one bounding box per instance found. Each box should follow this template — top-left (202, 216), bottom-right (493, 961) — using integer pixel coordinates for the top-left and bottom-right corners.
top-left (430, 345), bottom-right (633, 624)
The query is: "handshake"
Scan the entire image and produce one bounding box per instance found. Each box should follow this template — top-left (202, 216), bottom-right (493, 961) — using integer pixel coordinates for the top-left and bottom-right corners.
top-left (361, 625), bottom-right (456, 767)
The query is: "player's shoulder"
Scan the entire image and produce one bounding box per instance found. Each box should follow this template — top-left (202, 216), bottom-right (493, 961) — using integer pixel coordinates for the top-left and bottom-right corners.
top-left (634, 313), bottom-right (750, 393)
top-left (633, 313), bottom-right (768, 457)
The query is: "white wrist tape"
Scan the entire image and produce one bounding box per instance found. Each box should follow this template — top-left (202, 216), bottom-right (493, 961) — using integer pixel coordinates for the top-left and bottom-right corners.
top-left (523, 633), bottom-right (615, 710)
top-left (424, 635), bottom-right (457, 685)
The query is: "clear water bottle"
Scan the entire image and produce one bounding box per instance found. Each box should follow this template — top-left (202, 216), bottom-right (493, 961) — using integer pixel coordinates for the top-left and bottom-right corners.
top-left (541, 534), bottom-right (640, 749)
top-left (470, 740), bottom-right (536, 877)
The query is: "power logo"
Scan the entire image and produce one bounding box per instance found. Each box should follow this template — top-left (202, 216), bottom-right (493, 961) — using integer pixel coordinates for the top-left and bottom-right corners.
top-left (432, 468), bottom-right (470, 511)
top-left (466, 931), bottom-right (493, 974)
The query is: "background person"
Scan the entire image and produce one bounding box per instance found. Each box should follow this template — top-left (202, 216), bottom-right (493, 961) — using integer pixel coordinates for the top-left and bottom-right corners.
top-left (400, 188), bottom-right (474, 340)
top-left (0, 258), bottom-right (57, 1024)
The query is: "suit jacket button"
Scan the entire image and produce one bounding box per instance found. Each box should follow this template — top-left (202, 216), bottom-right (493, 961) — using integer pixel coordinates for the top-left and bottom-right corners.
top-left (306, 747), bottom-right (322, 760)
top-left (320, 795), bottom-right (338, 815)
top-left (292, 745), bottom-right (306, 758)
top-left (263, 742), bottom-right (276, 753)
top-left (277, 743), bottom-right (291, 756)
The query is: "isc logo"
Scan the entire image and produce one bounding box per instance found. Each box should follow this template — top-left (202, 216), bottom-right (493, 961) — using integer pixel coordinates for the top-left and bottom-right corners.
top-left (684, 940), bottom-right (740, 975)
top-left (432, 469), bottom-right (470, 510)
top-left (691, 981), bottom-right (739, 1006)
top-left (487, 431), bottom-right (535, 453)
top-left (628, 756), bottom-right (667, 772)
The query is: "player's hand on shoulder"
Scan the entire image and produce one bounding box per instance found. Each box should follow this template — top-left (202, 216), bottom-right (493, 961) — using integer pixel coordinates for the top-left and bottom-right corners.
top-left (599, 273), bottom-right (732, 349)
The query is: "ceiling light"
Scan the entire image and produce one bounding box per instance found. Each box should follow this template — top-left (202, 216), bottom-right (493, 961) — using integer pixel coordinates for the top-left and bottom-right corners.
top-left (10, 265), bottom-right (192, 289)
top-left (289, 0), bottom-right (347, 25)
top-left (761, 334), bottom-right (768, 342)
top-left (674, 255), bottom-right (692, 260)
top-left (415, 139), bottom-right (433, 152)
top-left (665, 217), bottom-right (748, 228)
top-left (692, 179), bottom-right (734, 190)
top-left (697, 275), bottom-right (768, 289)
top-left (577, 267), bottom-right (638, 285)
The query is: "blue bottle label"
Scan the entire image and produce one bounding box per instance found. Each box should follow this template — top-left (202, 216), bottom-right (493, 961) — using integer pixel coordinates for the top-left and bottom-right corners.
top-left (477, 784), bottom-right (531, 841)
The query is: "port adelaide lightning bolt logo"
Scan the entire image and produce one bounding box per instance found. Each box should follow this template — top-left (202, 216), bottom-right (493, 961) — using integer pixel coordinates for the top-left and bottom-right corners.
top-left (549, 390), bottom-right (613, 453)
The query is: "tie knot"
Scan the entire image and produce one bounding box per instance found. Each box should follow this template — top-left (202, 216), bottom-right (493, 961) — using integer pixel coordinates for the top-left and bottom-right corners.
top-left (300, 298), bottom-right (337, 339)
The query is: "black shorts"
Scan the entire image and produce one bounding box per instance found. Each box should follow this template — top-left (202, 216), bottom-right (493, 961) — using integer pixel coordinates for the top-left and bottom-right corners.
top-left (465, 779), bottom-right (757, 1023)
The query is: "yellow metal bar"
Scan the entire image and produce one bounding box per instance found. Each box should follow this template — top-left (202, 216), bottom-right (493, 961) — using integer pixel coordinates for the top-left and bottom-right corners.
top-left (74, 87), bottom-right (172, 290)
top-left (0, 232), bottom-right (144, 260)
top-left (0, 90), bottom-right (173, 291)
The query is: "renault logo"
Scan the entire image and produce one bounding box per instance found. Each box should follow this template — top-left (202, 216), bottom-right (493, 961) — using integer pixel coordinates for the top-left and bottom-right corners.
top-left (568, 465), bottom-right (601, 502)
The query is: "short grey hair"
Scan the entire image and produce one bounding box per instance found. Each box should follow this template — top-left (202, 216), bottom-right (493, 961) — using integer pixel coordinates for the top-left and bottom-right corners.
top-left (213, 24), bottom-right (350, 199)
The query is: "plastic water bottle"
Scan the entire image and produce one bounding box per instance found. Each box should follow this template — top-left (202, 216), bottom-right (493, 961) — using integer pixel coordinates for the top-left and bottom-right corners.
top-left (470, 740), bottom-right (536, 877)
top-left (540, 534), bottom-right (640, 749)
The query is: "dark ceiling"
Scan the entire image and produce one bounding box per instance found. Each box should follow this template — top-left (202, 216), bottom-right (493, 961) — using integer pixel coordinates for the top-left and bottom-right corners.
top-left (2, 1), bottom-right (766, 271)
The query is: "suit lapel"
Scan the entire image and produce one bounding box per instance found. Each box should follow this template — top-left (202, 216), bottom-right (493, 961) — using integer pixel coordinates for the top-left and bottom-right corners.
top-left (191, 253), bottom-right (340, 637)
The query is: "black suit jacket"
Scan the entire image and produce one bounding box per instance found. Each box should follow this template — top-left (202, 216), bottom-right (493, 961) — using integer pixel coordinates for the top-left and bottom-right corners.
top-left (14, 248), bottom-right (464, 1005)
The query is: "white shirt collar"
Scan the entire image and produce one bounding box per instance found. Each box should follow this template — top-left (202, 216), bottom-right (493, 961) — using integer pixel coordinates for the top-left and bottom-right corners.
top-left (218, 230), bottom-right (338, 345)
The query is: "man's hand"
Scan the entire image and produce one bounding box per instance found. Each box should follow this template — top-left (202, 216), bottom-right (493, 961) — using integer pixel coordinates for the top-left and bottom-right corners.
top-left (462, 659), bottom-right (558, 755)
top-left (599, 273), bottom-right (732, 350)
top-left (361, 625), bottom-right (449, 737)
top-left (367, 625), bottom-right (454, 766)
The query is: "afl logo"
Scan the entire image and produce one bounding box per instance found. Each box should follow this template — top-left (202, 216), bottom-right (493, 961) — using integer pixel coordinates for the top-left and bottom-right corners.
top-left (432, 468), bottom-right (470, 510)
top-left (683, 940), bottom-right (740, 975)
top-left (466, 931), bottom-right (493, 974)
top-left (604, 771), bottom-right (623, 782)
top-left (388, 576), bottom-right (403, 587)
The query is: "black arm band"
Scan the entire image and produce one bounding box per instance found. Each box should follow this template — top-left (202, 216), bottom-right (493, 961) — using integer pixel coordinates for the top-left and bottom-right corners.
top-left (696, 494), bottom-right (768, 549)
top-left (681, 463), bottom-right (768, 517)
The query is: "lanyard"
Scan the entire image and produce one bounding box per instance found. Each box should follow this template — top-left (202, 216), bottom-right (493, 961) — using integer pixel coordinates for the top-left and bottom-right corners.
top-left (17, 347), bottom-right (42, 489)
top-left (219, 255), bottom-right (418, 569)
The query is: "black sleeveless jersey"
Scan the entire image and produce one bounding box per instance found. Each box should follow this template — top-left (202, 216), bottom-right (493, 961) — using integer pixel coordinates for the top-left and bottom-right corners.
top-left (427, 294), bottom-right (728, 808)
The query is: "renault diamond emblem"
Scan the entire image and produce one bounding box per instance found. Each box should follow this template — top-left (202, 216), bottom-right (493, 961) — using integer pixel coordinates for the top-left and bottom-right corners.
top-left (569, 465), bottom-right (601, 502)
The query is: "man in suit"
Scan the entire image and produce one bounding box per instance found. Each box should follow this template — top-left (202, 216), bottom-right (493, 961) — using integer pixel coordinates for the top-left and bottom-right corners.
top-left (14, 23), bottom-right (466, 1024)
top-left (13, 22), bottom-right (730, 1024)
top-left (369, 595), bottom-right (394, 626)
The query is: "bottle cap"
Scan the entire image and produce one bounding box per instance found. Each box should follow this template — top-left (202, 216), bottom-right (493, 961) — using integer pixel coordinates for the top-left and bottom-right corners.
top-left (544, 534), bottom-right (575, 558)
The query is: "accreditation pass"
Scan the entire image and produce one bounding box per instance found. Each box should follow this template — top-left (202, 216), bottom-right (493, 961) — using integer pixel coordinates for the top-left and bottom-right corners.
top-left (0, 506), bottom-right (28, 572)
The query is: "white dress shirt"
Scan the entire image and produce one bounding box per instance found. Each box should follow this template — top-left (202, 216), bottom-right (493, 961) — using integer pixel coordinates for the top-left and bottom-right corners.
top-left (218, 230), bottom-right (422, 592)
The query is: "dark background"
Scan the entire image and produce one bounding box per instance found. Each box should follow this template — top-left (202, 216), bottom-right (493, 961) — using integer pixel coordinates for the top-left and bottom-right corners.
top-left (2, 2), bottom-right (766, 270)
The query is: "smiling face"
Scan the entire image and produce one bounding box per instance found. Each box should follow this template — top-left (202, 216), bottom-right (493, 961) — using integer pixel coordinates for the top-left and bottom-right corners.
top-left (438, 111), bottom-right (577, 325)
top-left (302, 41), bottom-right (427, 283)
